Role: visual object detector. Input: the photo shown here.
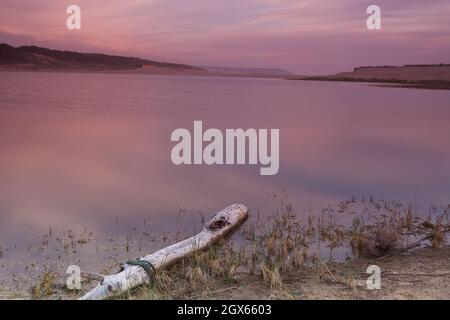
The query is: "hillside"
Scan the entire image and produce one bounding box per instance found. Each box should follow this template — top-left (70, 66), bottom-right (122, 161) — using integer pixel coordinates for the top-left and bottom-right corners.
top-left (0, 43), bottom-right (201, 72)
top-left (333, 64), bottom-right (450, 82)
top-left (293, 64), bottom-right (450, 89)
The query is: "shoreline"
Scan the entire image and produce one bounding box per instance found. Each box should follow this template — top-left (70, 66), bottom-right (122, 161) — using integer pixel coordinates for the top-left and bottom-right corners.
top-left (289, 64), bottom-right (450, 90)
top-left (289, 77), bottom-right (450, 90)
top-left (2, 197), bottom-right (447, 300)
top-left (0, 65), bottom-right (290, 79)
top-left (204, 245), bottom-right (450, 300)
top-left (3, 67), bottom-right (450, 90)
top-left (3, 246), bottom-right (448, 300)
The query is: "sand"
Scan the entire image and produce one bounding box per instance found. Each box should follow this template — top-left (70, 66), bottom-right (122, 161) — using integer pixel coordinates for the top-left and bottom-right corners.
top-left (208, 246), bottom-right (450, 300)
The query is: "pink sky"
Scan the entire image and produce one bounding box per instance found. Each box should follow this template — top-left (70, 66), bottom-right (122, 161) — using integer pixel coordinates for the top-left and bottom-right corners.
top-left (1, 0), bottom-right (449, 74)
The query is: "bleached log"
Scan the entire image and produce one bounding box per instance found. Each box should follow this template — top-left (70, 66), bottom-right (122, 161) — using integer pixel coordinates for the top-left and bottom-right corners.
top-left (80, 204), bottom-right (248, 300)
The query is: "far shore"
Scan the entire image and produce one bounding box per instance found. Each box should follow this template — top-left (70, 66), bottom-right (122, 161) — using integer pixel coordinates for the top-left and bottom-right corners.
top-left (290, 64), bottom-right (450, 90)
top-left (3, 64), bottom-right (450, 90)
top-left (0, 65), bottom-right (290, 79)
top-left (2, 44), bottom-right (450, 88)
top-left (291, 76), bottom-right (450, 90)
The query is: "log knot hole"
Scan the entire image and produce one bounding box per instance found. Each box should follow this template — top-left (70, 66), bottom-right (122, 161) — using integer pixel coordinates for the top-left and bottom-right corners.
top-left (206, 216), bottom-right (230, 231)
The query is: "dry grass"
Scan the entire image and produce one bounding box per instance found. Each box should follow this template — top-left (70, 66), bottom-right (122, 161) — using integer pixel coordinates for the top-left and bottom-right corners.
top-left (135, 201), bottom-right (445, 299)
top-left (33, 271), bottom-right (59, 298)
top-left (349, 201), bottom-right (450, 258)
top-left (260, 263), bottom-right (282, 289)
top-left (349, 220), bottom-right (403, 258)
top-left (27, 198), bottom-right (450, 300)
top-left (115, 200), bottom-right (450, 300)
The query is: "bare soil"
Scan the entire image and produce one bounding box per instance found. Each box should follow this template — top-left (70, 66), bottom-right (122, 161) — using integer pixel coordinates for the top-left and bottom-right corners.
top-left (2, 246), bottom-right (449, 300)
top-left (204, 246), bottom-right (450, 300)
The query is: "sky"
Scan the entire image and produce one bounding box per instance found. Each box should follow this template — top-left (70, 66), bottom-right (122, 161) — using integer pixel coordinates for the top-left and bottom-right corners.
top-left (1, 0), bottom-right (449, 74)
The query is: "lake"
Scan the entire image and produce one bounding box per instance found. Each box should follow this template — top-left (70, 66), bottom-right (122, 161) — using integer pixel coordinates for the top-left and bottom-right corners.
top-left (0, 71), bottom-right (450, 289)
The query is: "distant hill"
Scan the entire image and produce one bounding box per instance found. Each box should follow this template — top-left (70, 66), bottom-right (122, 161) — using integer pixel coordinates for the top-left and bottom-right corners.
top-left (294, 64), bottom-right (450, 82)
top-left (0, 43), bottom-right (200, 71)
top-left (0, 43), bottom-right (296, 78)
top-left (291, 64), bottom-right (450, 89)
top-left (341, 64), bottom-right (450, 81)
top-left (200, 65), bottom-right (293, 77)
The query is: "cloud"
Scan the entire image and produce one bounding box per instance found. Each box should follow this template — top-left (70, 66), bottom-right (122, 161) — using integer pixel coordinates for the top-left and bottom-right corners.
top-left (0, 0), bottom-right (449, 73)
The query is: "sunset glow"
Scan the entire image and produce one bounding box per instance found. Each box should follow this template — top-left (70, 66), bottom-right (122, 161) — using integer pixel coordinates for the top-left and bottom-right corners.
top-left (1, 0), bottom-right (450, 73)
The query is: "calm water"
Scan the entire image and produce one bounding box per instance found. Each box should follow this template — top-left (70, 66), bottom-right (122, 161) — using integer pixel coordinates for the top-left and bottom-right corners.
top-left (1, 71), bottom-right (450, 289)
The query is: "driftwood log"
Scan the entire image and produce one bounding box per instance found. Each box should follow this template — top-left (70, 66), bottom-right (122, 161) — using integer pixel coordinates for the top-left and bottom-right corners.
top-left (80, 204), bottom-right (249, 300)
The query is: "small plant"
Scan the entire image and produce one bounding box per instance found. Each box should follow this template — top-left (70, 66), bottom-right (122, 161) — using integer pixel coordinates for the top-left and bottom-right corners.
top-left (420, 219), bottom-right (449, 249)
top-left (186, 266), bottom-right (209, 289)
top-left (260, 263), bottom-right (282, 289)
top-left (153, 270), bottom-right (176, 292)
top-left (350, 221), bottom-right (402, 258)
top-left (345, 274), bottom-right (358, 295)
top-left (33, 271), bottom-right (59, 298)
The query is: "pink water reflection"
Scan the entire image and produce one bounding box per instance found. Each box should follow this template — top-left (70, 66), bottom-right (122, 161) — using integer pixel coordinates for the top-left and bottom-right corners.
top-left (1, 72), bottom-right (450, 230)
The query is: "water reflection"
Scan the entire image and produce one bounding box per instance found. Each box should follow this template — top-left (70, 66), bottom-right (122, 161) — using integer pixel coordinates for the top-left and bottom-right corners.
top-left (0, 71), bottom-right (450, 231)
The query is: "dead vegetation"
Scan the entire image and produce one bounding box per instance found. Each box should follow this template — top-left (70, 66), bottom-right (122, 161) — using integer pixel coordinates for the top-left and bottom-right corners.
top-left (33, 270), bottom-right (59, 298)
top-left (117, 199), bottom-right (449, 300)
top-left (349, 218), bottom-right (403, 258)
top-left (27, 198), bottom-right (450, 299)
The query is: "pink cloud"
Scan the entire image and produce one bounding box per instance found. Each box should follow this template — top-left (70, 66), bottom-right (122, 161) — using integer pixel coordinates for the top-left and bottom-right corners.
top-left (0, 0), bottom-right (449, 73)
